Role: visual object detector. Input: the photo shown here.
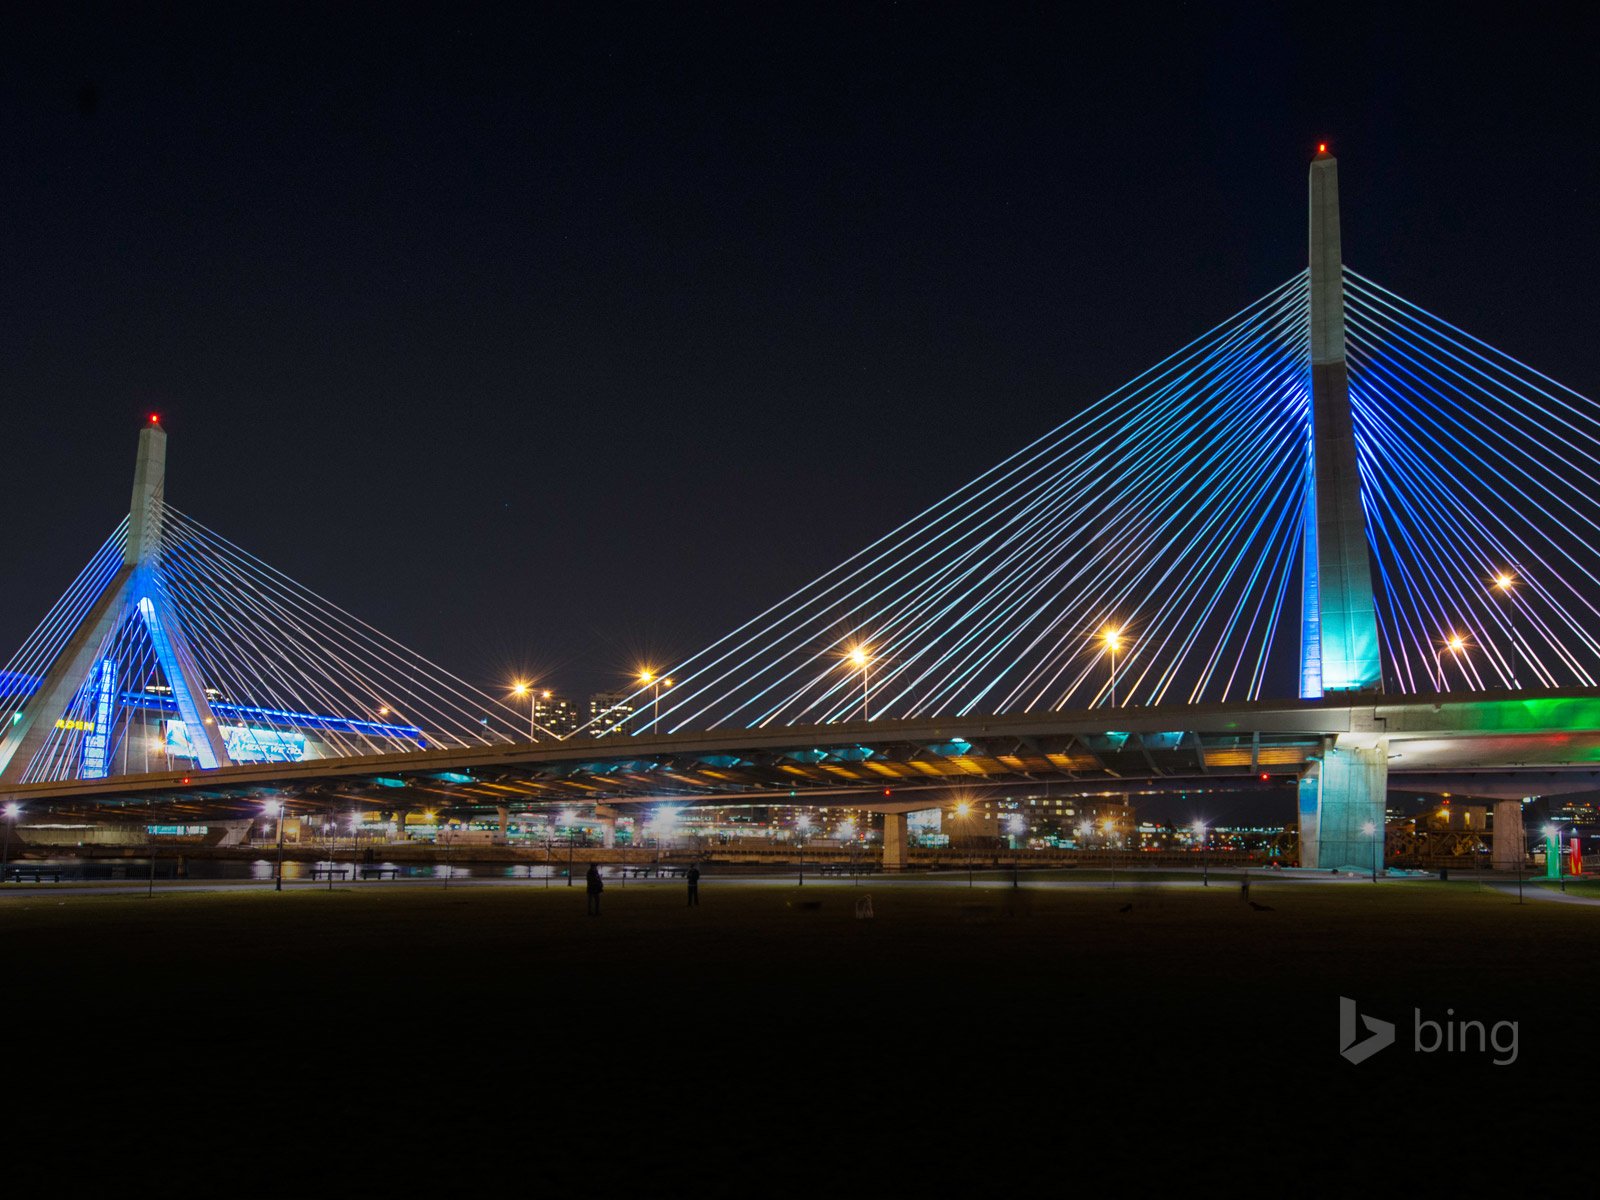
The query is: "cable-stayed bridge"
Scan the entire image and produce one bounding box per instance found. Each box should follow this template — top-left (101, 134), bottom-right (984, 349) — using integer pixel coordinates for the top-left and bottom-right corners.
top-left (7, 150), bottom-right (1600, 869)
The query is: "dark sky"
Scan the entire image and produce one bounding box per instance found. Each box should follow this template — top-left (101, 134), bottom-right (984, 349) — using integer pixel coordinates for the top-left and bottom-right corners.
top-left (4, 2), bottom-right (1598, 708)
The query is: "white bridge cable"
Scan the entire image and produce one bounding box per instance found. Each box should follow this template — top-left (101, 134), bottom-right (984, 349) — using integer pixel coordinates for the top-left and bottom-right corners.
top-left (745, 291), bottom-right (1311, 728)
top-left (0, 519), bottom-right (128, 710)
top-left (631, 274), bottom-right (1315, 732)
top-left (156, 506), bottom-right (553, 748)
top-left (1345, 269), bottom-right (1600, 691)
top-left (641, 274), bottom-right (1314, 734)
top-left (688, 282), bottom-right (1306, 727)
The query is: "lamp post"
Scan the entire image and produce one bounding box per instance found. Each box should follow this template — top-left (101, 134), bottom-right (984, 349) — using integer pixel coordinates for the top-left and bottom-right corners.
top-left (1434, 633), bottom-right (1467, 692)
top-left (796, 812), bottom-right (811, 886)
top-left (1104, 817), bottom-right (1118, 890)
top-left (561, 808), bottom-right (577, 886)
top-left (1, 802), bottom-right (18, 878)
top-left (350, 811), bottom-right (361, 883)
top-left (1007, 813), bottom-right (1025, 889)
top-left (1193, 819), bottom-right (1208, 887)
top-left (269, 799), bottom-right (287, 892)
top-left (1492, 572), bottom-right (1524, 688)
top-left (510, 682), bottom-right (541, 740)
top-left (1103, 627), bottom-right (1123, 707)
top-left (847, 646), bottom-right (872, 720)
top-left (954, 801), bottom-right (973, 887)
top-left (639, 671), bottom-right (674, 733)
top-left (1362, 820), bottom-right (1379, 883)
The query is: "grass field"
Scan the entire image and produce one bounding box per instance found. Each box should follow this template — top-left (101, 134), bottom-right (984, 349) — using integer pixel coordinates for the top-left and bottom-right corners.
top-left (5, 875), bottom-right (1592, 1170)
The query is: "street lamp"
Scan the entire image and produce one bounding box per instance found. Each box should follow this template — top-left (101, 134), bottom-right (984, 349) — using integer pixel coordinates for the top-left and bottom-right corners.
top-left (847, 646), bottom-right (872, 720)
top-left (639, 670), bottom-right (673, 733)
top-left (796, 812), bottom-right (812, 886)
top-left (1193, 819), bottom-right (1208, 886)
top-left (1103, 627), bottom-right (1123, 707)
top-left (510, 682), bottom-right (540, 739)
top-left (265, 799), bottom-right (287, 892)
top-left (561, 807), bottom-right (578, 886)
top-left (1362, 820), bottom-right (1379, 883)
top-left (954, 800), bottom-right (974, 887)
top-left (1, 802), bottom-right (18, 877)
top-left (1434, 633), bottom-right (1468, 691)
top-left (1103, 816), bottom-right (1118, 890)
top-left (1492, 572), bottom-right (1524, 688)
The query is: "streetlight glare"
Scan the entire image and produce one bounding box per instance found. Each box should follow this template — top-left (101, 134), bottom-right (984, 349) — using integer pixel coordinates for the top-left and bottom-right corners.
top-left (3, 802), bottom-right (19, 820)
top-left (638, 669), bottom-right (655, 685)
top-left (1103, 626), bottom-right (1122, 650)
top-left (847, 646), bottom-right (869, 668)
top-left (1361, 821), bottom-right (1376, 836)
top-left (1493, 572), bottom-right (1516, 591)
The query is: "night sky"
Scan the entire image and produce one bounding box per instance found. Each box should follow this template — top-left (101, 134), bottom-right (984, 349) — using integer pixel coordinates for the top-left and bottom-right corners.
top-left (5, 3), bottom-right (1598, 711)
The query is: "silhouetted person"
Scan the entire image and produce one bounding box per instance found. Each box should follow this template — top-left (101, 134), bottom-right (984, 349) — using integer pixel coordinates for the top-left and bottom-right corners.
top-left (586, 863), bottom-right (604, 915)
top-left (686, 864), bottom-right (700, 906)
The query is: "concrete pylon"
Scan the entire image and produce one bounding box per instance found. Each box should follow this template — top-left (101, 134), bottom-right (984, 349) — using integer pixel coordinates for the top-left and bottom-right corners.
top-left (882, 812), bottom-right (909, 871)
top-left (1491, 800), bottom-right (1525, 870)
top-left (1299, 735), bottom-right (1388, 871)
top-left (1296, 149), bottom-right (1388, 869)
top-left (0, 420), bottom-right (230, 782)
top-left (1301, 148), bottom-right (1382, 698)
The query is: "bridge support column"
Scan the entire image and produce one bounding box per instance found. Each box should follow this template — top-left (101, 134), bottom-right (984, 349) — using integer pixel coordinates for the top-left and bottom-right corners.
top-left (1297, 764), bottom-right (1322, 869)
top-left (882, 812), bottom-right (908, 872)
top-left (599, 818), bottom-right (616, 849)
top-left (497, 806), bottom-right (509, 839)
top-left (1307, 737), bottom-right (1388, 872)
top-left (390, 808), bottom-right (410, 841)
top-left (1492, 800), bottom-right (1525, 870)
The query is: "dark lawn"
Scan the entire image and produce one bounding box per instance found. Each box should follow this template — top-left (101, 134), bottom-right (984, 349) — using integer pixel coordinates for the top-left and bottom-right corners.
top-left (4, 877), bottom-right (1591, 1175)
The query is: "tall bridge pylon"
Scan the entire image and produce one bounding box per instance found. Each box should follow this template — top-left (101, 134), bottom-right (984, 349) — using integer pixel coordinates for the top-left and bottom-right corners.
top-left (0, 421), bottom-right (544, 786)
top-left (1299, 148), bottom-right (1387, 869)
top-left (0, 420), bottom-right (230, 781)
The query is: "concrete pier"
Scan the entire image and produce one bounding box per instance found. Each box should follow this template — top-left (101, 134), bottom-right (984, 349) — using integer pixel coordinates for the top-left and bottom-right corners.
top-left (1491, 800), bottom-right (1525, 870)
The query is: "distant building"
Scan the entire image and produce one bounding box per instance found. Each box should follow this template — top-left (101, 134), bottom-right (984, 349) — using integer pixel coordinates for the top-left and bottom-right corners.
top-left (965, 792), bottom-right (1136, 846)
top-left (588, 691), bottom-right (636, 736)
top-left (533, 692), bottom-right (581, 737)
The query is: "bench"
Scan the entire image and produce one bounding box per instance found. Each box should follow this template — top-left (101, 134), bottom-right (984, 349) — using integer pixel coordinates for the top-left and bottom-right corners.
top-left (5, 867), bottom-right (64, 883)
top-left (359, 865), bottom-right (401, 880)
top-left (311, 866), bottom-right (351, 880)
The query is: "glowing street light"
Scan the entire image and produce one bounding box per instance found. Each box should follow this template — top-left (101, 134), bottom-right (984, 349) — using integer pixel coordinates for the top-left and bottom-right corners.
top-left (1491, 571), bottom-right (1524, 688)
top-left (796, 811), bottom-right (812, 886)
top-left (1361, 820), bottom-right (1379, 883)
top-left (1432, 633), bottom-right (1468, 692)
top-left (846, 645), bottom-right (872, 720)
top-left (263, 798), bottom-right (288, 892)
top-left (639, 670), bottom-right (673, 733)
top-left (1, 802), bottom-right (19, 876)
top-left (509, 681), bottom-right (540, 740)
top-left (1103, 627), bottom-right (1124, 707)
top-left (1193, 819), bottom-right (1208, 886)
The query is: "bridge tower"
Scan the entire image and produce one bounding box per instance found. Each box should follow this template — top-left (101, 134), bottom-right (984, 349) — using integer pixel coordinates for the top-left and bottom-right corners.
top-left (1297, 147), bottom-right (1387, 870)
top-left (0, 420), bottom-right (231, 783)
